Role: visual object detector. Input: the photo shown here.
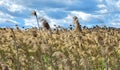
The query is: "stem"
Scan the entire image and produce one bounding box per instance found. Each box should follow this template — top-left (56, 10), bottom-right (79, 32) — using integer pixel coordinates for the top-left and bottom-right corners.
top-left (35, 15), bottom-right (40, 30)
top-left (10, 28), bottom-right (20, 70)
top-left (105, 56), bottom-right (108, 70)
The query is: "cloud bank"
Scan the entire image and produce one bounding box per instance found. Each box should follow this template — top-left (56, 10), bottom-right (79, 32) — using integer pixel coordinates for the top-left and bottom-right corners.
top-left (0, 0), bottom-right (120, 28)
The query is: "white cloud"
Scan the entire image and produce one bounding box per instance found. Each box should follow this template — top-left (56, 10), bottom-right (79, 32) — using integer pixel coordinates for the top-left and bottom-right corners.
top-left (96, 9), bottom-right (108, 14)
top-left (96, 4), bottom-right (108, 14)
top-left (9, 4), bottom-right (25, 12)
top-left (0, 0), bottom-right (120, 28)
top-left (112, 22), bottom-right (120, 26)
top-left (24, 16), bottom-right (60, 28)
top-left (116, 1), bottom-right (120, 9)
top-left (105, 0), bottom-right (120, 11)
top-left (0, 11), bottom-right (13, 23)
top-left (97, 4), bottom-right (107, 8)
top-left (6, 19), bottom-right (19, 24)
top-left (0, 11), bottom-right (19, 25)
top-left (98, 0), bottom-right (103, 2)
top-left (106, 16), bottom-right (120, 28)
top-left (24, 10), bottom-right (62, 28)
top-left (24, 11), bottom-right (100, 28)
top-left (24, 17), bottom-right (38, 27)
top-left (54, 0), bottom-right (79, 5)
top-left (0, 11), bottom-right (14, 19)
top-left (70, 11), bottom-right (92, 21)
top-left (111, 18), bottom-right (120, 25)
top-left (0, 18), bottom-right (18, 25)
top-left (0, 0), bottom-right (25, 12)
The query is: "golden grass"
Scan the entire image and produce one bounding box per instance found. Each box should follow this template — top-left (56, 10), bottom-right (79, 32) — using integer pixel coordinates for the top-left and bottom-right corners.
top-left (0, 26), bottom-right (120, 70)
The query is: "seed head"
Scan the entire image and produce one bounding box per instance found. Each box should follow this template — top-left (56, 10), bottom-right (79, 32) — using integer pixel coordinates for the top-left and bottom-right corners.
top-left (73, 16), bottom-right (82, 31)
top-left (32, 11), bottom-right (37, 16)
top-left (73, 16), bottom-right (78, 21)
top-left (41, 19), bottom-right (50, 30)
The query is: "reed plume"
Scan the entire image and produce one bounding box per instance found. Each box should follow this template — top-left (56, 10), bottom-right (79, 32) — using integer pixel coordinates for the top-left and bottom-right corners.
top-left (41, 18), bottom-right (50, 30)
top-left (73, 16), bottom-right (82, 32)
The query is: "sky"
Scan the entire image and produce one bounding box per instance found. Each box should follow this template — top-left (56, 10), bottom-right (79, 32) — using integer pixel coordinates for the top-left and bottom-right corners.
top-left (0, 0), bottom-right (120, 28)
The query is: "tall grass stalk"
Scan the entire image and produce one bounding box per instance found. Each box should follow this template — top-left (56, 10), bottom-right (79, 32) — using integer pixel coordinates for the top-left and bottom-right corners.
top-left (105, 56), bottom-right (108, 70)
top-left (32, 11), bottom-right (40, 30)
top-left (10, 28), bottom-right (20, 70)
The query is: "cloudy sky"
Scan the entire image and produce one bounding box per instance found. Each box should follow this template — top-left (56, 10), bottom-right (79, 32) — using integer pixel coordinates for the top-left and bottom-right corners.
top-left (0, 0), bottom-right (120, 28)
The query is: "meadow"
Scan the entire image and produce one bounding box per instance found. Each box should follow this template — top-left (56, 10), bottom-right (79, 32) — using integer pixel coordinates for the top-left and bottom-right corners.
top-left (0, 16), bottom-right (120, 70)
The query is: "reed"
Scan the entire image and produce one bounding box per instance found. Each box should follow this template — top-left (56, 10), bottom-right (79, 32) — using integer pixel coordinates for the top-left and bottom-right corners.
top-left (0, 17), bottom-right (120, 70)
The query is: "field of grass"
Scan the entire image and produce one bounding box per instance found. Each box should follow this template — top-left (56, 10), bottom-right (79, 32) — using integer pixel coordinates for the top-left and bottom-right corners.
top-left (0, 25), bottom-right (120, 70)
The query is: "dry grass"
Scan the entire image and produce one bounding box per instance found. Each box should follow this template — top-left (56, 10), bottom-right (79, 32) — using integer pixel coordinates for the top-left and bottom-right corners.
top-left (0, 25), bottom-right (120, 70)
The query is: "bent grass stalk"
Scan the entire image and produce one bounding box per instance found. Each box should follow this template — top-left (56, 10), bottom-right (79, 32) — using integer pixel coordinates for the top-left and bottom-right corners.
top-left (10, 28), bottom-right (20, 70)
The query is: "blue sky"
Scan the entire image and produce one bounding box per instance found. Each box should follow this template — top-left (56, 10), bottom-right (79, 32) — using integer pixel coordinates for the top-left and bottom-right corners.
top-left (0, 0), bottom-right (120, 28)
